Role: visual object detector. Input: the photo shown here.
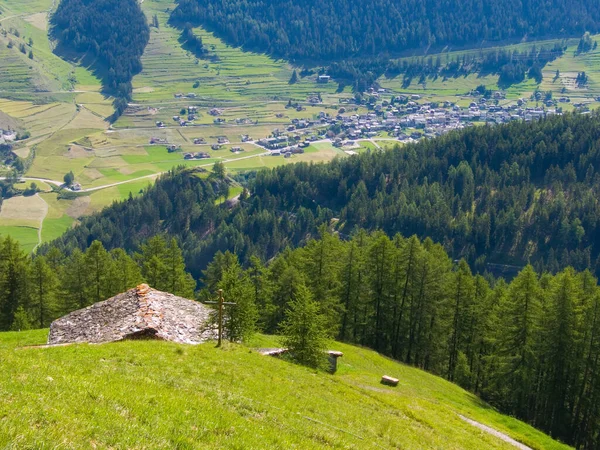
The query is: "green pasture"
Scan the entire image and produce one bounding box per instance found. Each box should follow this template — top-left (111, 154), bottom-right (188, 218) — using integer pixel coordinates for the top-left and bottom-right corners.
top-left (0, 330), bottom-right (571, 449)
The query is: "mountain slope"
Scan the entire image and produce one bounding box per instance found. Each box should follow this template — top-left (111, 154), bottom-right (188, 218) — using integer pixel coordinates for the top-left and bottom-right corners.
top-left (171, 0), bottom-right (600, 61)
top-left (0, 330), bottom-right (571, 449)
top-left (45, 113), bottom-right (600, 279)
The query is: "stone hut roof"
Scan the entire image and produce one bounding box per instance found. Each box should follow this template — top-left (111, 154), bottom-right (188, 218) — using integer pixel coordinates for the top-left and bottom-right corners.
top-left (48, 284), bottom-right (215, 345)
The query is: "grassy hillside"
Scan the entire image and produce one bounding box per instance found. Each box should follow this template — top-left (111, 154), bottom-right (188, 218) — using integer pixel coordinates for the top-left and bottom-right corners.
top-left (0, 330), bottom-right (570, 449)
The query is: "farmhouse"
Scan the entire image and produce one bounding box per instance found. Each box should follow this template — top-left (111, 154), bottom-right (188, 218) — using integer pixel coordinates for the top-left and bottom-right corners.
top-left (48, 284), bottom-right (215, 345)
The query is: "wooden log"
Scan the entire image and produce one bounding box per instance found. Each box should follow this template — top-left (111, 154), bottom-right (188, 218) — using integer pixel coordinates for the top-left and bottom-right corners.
top-left (381, 375), bottom-right (399, 387)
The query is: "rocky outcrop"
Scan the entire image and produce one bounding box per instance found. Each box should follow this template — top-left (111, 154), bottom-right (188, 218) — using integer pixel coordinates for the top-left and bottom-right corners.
top-left (48, 284), bottom-right (216, 345)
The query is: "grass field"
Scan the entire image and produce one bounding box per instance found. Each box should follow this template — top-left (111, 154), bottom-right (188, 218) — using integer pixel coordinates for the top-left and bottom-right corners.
top-left (0, 225), bottom-right (38, 253)
top-left (0, 330), bottom-right (572, 450)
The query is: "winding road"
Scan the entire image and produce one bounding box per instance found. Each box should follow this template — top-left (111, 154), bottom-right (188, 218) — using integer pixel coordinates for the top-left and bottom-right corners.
top-left (0, 150), bottom-right (271, 193)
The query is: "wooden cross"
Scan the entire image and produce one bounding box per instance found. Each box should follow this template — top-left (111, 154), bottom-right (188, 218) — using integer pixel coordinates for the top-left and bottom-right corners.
top-left (204, 289), bottom-right (236, 347)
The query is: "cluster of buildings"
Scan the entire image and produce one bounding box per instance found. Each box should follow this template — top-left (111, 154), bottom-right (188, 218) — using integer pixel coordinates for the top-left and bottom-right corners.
top-left (183, 152), bottom-right (210, 160)
top-left (292, 92), bottom-right (564, 144)
top-left (0, 129), bottom-right (17, 145)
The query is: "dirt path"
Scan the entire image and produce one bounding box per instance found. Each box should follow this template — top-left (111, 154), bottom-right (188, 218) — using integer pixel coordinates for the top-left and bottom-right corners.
top-left (1, 150), bottom-right (270, 194)
top-left (458, 415), bottom-right (533, 450)
top-left (32, 193), bottom-right (48, 253)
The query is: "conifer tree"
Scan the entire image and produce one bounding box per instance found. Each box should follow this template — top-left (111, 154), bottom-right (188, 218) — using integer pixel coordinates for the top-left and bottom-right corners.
top-left (84, 241), bottom-right (114, 304)
top-left (29, 256), bottom-right (58, 328)
top-left (139, 235), bottom-right (168, 290)
top-left (10, 306), bottom-right (32, 331)
top-left (61, 249), bottom-right (87, 311)
top-left (165, 238), bottom-right (195, 297)
top-left (109, 248), bottom-right (143, 294)
top-left (219, 266), bottom-right (257, 342)
top-left (447, 260), bottom-right (475, 382)
top-left (0, 236), bottom-right (29, 330)
top-left (280, 282), bottom-right (328, 369)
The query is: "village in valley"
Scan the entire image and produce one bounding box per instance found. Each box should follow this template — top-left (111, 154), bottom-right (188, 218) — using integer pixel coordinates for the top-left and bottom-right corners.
top-left (142, 83), bottom-right (595, 161)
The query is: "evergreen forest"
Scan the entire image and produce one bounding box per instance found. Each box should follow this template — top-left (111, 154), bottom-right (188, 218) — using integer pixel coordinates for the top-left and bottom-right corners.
top-left (50, 0), bottom-right (150, 116)
top-left (171, 0), bottom-right (600, 61)
top-left (3, 230), bottom-right (600, 447)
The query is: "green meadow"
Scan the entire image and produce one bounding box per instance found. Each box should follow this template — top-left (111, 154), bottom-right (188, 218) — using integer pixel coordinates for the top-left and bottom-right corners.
top-left (0, 330), bottom-right (572, 450)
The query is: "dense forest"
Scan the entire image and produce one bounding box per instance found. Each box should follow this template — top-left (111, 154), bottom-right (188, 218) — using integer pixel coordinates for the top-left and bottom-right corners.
top-left (171, 0), bottom-right (600, 61)
top-left (50, 0), bottom-right (149, 117)
top-left (44, 112), bottom-right (600, 280)
top-left (7, 230), bottom-right (600, 448)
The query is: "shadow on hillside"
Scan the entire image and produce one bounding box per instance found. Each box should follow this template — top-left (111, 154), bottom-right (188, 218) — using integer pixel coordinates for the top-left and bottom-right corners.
top-left (51, 42), bottom-right (131, 122)
top-left (52, 42), bottom-right (112, 100)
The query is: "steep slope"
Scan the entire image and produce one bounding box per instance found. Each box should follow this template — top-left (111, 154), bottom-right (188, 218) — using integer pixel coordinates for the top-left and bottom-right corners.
top-left (0, 330), bottom-right (571, 449)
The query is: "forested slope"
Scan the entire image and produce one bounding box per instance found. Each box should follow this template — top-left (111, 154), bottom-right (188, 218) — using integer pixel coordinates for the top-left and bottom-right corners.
top-left (171, 0), bottom-right (600, 61)
top-left (6, 229), bottom-right (600, 447)
top-left (50, 0), bottom-right (149, 116)
top-left (45, 112), bottom-right (600, 279)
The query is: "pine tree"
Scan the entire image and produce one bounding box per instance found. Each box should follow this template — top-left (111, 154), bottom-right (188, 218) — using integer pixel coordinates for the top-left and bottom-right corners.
top-left (447, 260), bottom-right (475, 382)
top-left (60, 249), bottom-right (87, 312)
top-left (0, 236), bottom-right (29, 331)
top-left (289, 70), bottom-right (298, 84)
top-left (165, 238), bottom-right (195, 296)
top-left (202, 251), bottom-right (240, 293)
top-left (247, 255), bottom-right (273, 331)
top-left (109, 248), bottom-right (143, 294)
top-left (280, 282), bottom-right (328, 369)
top-left (301, 225), bottom-right (343, 335)
top-left (219, 266), bottom-right (257, 342)
top-left (84, 240), bottom-right (114, 304)
top-left (10, 306), bottom-right (32, 331)
top-left (139, 235), bottom-right (168, 290)
top-left (543, 268), bottom-right (582, 437)
top-left (29, 256), bottom-right (58, 328)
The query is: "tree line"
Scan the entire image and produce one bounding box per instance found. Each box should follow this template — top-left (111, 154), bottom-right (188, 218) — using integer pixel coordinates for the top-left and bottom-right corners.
top-left (0, 235), bottom-right (192, 332)
top-left (330, 43), bottom-right (565, 91)
top-left (50, 0), bottom-right (150, 118)
top-left (170, 0), bottom-right (600, 62)
top-left (42, 112), bottom-right (600, 282)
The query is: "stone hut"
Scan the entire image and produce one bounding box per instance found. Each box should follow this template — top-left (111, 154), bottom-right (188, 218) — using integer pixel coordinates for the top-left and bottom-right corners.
top-left (48, 284), bottom-right (215, 345)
